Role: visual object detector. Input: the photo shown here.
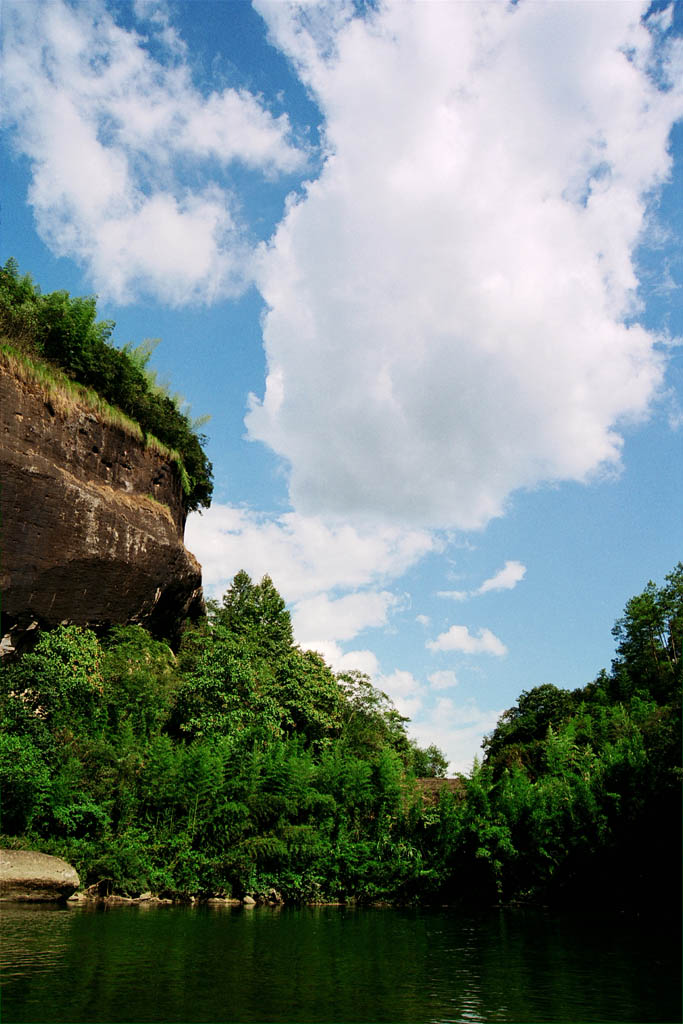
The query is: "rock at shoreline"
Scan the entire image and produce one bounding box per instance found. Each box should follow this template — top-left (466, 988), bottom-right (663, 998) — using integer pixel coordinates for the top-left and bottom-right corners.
top-left (0, 849), bottom-right (80, 901)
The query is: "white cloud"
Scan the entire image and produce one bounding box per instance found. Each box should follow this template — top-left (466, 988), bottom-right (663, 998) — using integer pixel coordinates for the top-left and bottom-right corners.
top-left (477, 561), bottom-right (527, 595)
top-left (367, 666), bottom-right (499, 774)
top-left (1, 0), bottom-right (305, 304)
top-left (186, 504), bottom-right (436, 603)
top-left (7, 0), bottom-right (681, 526)
top-left (292, 590), bottom-right (399, 647)
top-left (428, 670), bottom-right (459, 691)
top-left (376, 669), bottom-right (423, 720)
top-left (438, 560), bottom-right (527, 601)
top-left (379, 669), bottom-right (419, 697)
top-left (305, 641), bottom-right (380, 678)
top-left (246, 0), bottom-right (683, 531)
top-left (186, 504), bottom-right (434, 665)
top-left (415, 614), bottom-right (430, 628)
top-left (408, 697), bottom-right (503, 775)
top-left (427, 625), bottom-right (507, 657)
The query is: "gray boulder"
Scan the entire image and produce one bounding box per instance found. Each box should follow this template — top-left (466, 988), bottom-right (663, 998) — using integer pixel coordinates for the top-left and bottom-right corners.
top-left (0, 849), bottom-right (80, 901)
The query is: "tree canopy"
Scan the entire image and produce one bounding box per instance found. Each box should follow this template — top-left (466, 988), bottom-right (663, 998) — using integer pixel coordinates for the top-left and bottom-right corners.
top-left (0, 570), bottom-right (679, 911)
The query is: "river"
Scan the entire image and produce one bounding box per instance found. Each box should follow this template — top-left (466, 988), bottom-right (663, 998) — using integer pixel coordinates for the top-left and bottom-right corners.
top-left (1, 903), bottom-right (679, 1022)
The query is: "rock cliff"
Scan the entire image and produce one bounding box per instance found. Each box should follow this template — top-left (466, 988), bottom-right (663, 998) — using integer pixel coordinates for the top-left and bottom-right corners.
top-left (1, 363), bottom-right (204, 651)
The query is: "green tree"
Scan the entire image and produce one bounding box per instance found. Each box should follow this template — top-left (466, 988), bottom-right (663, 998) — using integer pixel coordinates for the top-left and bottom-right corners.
top-left (482, 683), bottom-right (576, 777)
top-left (268, 648), bottom-right (343, 742)
top-left (209, 571), bottom-right (294, 662)
top-left (169, 627), bottom-right (281, 740)
top-left (0, 257), bottom-right (41, 345)
top-left (410, 742), bottom-right (449, 778)
top-left (611, 562), bottom-right (682, 703)
top-left (336, 671), bottom-right (415, 766)
top-left (101, 626), bottom-right (178, 738)
top-left (0, 734), bottom-right (51, 834)
top-left (0, 626), bottom-right (105, 733)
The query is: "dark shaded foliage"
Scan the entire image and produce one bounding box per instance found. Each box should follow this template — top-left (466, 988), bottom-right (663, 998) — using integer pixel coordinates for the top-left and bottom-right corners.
top-left (477, 564), bottom-right (682, 911)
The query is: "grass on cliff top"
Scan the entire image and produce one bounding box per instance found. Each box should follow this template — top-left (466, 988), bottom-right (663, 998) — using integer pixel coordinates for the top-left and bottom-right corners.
top-left (0, 340), bottom-right (190, 495)
top-left (146, 433), bottom-right (191, 495)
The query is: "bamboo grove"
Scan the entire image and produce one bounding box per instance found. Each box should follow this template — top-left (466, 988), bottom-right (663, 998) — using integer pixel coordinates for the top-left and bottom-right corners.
top-left (1, 566), bottom-right (680, 911)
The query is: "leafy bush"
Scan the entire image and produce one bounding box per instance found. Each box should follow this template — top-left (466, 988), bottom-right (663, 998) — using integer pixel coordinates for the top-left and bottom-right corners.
top-left (0, 734), bottom-right (51, 833)
top-left (0, 258), bottom-right (212, 512)
top-left (0, 568), bottom-right (678, 911)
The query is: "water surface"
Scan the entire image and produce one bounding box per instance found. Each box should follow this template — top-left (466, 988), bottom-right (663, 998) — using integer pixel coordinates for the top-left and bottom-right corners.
top-left (1, 903), bottom-right (678, 1022)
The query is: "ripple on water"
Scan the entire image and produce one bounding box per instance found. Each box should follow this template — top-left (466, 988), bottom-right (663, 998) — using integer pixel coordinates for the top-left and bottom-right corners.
top-left (0, 904), bottom-right (680, 1023)
top-left (0, 904), bottom-right (72, 981)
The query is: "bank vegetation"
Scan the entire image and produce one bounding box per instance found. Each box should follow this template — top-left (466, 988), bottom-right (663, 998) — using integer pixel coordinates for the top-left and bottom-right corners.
top-left (1, 566), bottom-right (680, 912)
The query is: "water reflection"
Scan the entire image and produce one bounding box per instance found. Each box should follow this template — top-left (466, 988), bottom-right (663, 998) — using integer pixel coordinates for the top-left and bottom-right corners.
top-left (1, 904), bottom-right (679, 1023)
top-left (0, 905), bottom-right (74, 980)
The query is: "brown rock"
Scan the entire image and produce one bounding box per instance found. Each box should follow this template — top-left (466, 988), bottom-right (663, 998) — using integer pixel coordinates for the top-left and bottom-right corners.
top-left (67, 891), bottom-right (89, 903)
top-left (0, 364), bottom-right (204, 649)
top-left (0, 849), bottom-right (80, 901)
top-left (414, 777), bottom-right (466, 805)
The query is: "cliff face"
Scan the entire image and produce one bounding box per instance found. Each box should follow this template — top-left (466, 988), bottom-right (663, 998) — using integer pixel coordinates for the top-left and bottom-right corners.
top-left (0, 364), bottom-right (204, 651)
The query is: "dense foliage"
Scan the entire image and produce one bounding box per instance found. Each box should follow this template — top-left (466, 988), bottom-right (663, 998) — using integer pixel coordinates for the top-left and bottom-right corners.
top-left (1, 566), bottom-right (680, 912)
top-left (0, 259), bottom-right (212, 512)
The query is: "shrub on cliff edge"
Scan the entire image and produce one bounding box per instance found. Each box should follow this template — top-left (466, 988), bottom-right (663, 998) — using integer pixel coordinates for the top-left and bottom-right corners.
top-left (0, 258), bottom-right (212, 512)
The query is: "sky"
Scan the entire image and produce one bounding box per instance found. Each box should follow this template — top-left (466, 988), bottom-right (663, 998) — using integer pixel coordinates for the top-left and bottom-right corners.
top-left (2, 0), bottom-right (682, 772)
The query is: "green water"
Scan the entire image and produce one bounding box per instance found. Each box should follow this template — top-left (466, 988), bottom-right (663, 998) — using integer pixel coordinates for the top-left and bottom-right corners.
top-left (1, 903), bottom-right (679, 1023)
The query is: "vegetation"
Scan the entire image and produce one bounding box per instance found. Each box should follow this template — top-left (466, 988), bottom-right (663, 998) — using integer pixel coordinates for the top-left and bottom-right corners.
top-left (1, 566), bottom-right (680, 911)
top-left (0, 259), bottom-right (212, 512)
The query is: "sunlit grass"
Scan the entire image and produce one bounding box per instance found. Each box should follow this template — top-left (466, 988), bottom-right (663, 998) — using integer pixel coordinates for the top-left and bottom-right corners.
top-left (146, 433), bottom-right (192, 495)
top-left (1, 339), bottom-right (190, 494)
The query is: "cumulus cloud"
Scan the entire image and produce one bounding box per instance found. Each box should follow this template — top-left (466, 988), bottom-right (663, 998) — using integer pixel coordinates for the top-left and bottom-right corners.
top-left (440, 560), bottom-right (527, 601)
top-left (291, 590), bottom-right (399, 648)
top-left (428, 670), bottom-right (459, 691)
top-left (409, 697), bottom-right (503, 775)
top-left (186, 504), bottom-right (435, 603)
top-left (427, 625), bottom-right (507, 656)
top-left (478, 561), bottom-right (527, 594)
top-left (376, 669), bottom-right (423, 720)
top-left (1, 0), bottom-right (305, 304)
top-left (305, 642), bottom-right (380, 678)
top-left (370, 668), bottom-right (500, 773)
top-left (246, 0), bottom-right (683, 530)
top-left (186, 503), bottom-right (434, 661)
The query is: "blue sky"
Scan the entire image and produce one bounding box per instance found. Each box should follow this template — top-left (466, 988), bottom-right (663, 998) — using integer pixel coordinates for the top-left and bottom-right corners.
top-left (2, 0), bottom-right (681, 771)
